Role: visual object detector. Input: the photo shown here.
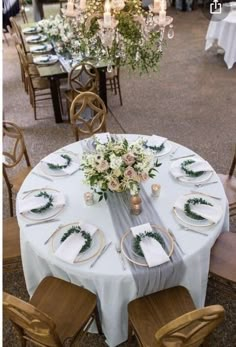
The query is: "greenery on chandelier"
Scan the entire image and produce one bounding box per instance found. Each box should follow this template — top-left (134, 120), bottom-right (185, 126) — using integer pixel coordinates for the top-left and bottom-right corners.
top-left (184, 197), bottom-right (213, 220)
top-left (133, 231), bottom-right (165, 257)
top-left (31, 191), bottom-right (54, 213)
top-left (37, 0), bottom-right (163, 72)
top-left (61, 225), bottom-right (92, 252)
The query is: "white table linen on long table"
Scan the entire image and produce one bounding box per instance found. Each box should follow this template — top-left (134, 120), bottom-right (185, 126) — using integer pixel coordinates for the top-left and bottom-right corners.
top-left (17, 135), bottom-right (229, 347)
top-left (205, 9), bottom-right (236, 69)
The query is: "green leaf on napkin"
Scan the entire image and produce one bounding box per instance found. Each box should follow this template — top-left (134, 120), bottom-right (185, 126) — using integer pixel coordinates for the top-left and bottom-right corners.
top-left (133, 231), bottom-right (165, 257)
top-left (60, 226), bottom-right (92, 253)
top-left (31, 191), bottom-right (54, 213)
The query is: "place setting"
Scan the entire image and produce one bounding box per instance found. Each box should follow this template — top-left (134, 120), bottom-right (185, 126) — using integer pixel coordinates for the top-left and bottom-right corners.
top-left (170, 157), bottom-right (214, 185)
top-left (18, 188), bottom-right (66, 225)
top-left (22, 26), bottom-right (42, 35)
top-left (49, 221), bottom-right (105, 264)
top-left (143, 135), bottom-right (172, 157)
top-left (25, 34), bottom-right (47, 44)
top-left (173, 192), bottom-right (223, 235)
top-left (30, 44), bottom-right (53, 54)
top-left (33, 54), bottom-right (59, 66)
top-left (38, 151), bottom-right (80, 177)
top-left (120, 223), bottom-right (174, 267)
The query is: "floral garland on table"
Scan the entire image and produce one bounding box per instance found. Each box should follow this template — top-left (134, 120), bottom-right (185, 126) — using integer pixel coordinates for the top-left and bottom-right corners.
top-left (133, 231), bottom-right (165, 257)
top-left (61, 225), bottom-right (92, 252)
top-left (143, 142), bottom-right (165, 153)
top-left (184, 197), bottom-right (213, 220)
top-left (36, 0), bottom-right (163, 73)
top-left (47, 154), bottom-right (72, 170)
top-left (80, 137), bottom-right (161, 200)
top-left (181, 160), bottom-right (204, 177)
top-left (31, 191), bottom-right (54, 213)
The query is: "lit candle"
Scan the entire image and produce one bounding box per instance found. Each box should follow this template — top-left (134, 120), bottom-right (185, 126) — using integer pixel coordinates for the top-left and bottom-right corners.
top-left (130, 195), bottom-right (142, 215)
top-left (160, 0), bottom-right (166, 10)
top-left (67, 0), bottom-right (74, 12)
top-left (84, 192), bottom-right (94, 206)
top-left (80, 0), bottom-right (86, 10)
top-left (153, 0), bottom-right (160, 12)
top-left (104, 0), bottom-right (112, 28)
top-left (151, 184), bottom-right (161, 197)
top-left (159, 10), bottom-right (166, 26)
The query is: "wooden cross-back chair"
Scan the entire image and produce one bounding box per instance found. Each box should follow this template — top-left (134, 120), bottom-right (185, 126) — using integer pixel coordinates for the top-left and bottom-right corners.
top-left (3, 276), bottom-right (102, 347)
top-left (65, 62), bottom-right (99, 116)
top-left (218, 144), bottom-right (236, 217)
top-left (16, 43), bottom-right (52, 120)
top-left (128, 286), bottom-right (225, 347)
top-left (70, 91), bottom-right (107, 141)
top-left (3, 217), bottom-right (21, 272)
top-left (9, 17), bottom-right (25, 51)
top-left (3, 121), bottom-right (32, 217)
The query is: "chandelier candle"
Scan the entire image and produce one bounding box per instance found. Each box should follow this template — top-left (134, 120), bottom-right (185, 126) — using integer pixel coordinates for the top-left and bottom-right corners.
top-left (80, 0), bottom-right (86, 10)
top-left (154, 0), bottom-right (160, 12)
top-left (104, 0), bottom-right (112, 28)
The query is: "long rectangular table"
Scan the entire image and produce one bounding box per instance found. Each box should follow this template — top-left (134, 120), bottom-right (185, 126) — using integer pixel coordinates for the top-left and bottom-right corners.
top-left (21, 23), bottom-right (108, 123)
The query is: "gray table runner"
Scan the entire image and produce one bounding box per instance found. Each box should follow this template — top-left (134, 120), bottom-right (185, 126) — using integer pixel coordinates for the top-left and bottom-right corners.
top-left (106, 188), bottom-right (186, 297)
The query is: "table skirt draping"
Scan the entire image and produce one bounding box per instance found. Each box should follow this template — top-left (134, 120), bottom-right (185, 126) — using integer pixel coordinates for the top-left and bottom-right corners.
top-left (205, 11), bottom-right (236, 69)
top-left (17, 135), bottom-right (229, 347)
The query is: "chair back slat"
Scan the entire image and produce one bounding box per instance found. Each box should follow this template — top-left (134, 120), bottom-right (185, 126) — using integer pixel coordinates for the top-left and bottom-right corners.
top-left (155, 305), bottom-right (225, 347)
top-left (3, 292), bottom-right (62, 347)
top-left (70, 91), bottom-right (107, 140)
top-left (229, 144), bottom-right (236, 177)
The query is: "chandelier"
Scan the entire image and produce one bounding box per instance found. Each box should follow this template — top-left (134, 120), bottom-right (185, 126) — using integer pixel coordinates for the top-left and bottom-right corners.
top-left (38, 0), bottom-right (174, 72)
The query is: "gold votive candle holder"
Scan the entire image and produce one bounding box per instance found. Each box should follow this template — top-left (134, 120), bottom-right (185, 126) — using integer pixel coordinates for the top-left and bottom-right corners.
top-left (130, 194), bottom-right (142, 215)
top-left (151, 184), bottom-right (161, 197)
top-left (84, 192), bottom-right (94, 206)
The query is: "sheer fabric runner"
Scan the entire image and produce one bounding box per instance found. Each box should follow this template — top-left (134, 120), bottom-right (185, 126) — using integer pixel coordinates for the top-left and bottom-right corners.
top-left (106, 188), bottom-right (185, 297)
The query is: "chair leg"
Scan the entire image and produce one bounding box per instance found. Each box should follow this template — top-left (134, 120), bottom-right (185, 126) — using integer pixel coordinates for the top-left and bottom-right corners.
top-left (128, 319), bottom-right (133, 344)
top-left (8, 189), bottom-right (14, 217)
top-left (116, 77), bottom-right (123, 106)
top-left (113, 77), bottom-right (117, 95)
top-left (94, 307), bottom-right (103, 335)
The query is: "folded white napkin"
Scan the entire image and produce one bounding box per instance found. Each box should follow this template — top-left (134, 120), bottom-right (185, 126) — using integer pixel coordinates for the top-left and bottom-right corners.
top-left (146, 135), bottom-right (167, 148)
top-left (131, 223), bottom-right (170, 268)
top-left (54, 223), bottom-right (98, 264)
top-left (95, 132), bottom-right (111, 144)
top-left (41, 153), bottom-right (79, 175)
top-left (19, 191), bottom-right (65, 214)
top-left (171, 160), bottom-right (213, 179)
top-left (174, 196), bottom-right (222, 224)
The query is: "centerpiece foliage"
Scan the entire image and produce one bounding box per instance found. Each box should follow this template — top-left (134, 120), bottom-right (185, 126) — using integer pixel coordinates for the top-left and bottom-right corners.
top-left (80, 137), bottom-right (161, 200)
top-left (37, 0), bottom-right (163, 72)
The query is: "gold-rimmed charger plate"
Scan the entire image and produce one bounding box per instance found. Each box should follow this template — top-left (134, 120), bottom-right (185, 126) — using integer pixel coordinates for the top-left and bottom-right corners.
top-left (20, 188), bottom-right (65, 221)
top-left (51, 222), bottom-right (105, 263)
top-left (121, 224), bottom-right (174, 267)
top-left (40, 151), bottom-right (79, 177)
top-left (173, 193), bottom-right (222, 228)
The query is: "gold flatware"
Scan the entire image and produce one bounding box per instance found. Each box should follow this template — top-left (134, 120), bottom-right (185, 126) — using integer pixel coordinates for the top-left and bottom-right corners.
top-left (170, 154), bottom-right (196, 161)
top-left (90, 242), bottom-right (112, 268)
top-left (26, 219), bottom-right (60, 227)
top-left (32, 172), bottom-right (53, 181)
top-left (194, 181), bottom-right (218, 188)
top-left (190, 190), bottom-right (221, 200)
top-left (168, 229), bottom-right (186, 255)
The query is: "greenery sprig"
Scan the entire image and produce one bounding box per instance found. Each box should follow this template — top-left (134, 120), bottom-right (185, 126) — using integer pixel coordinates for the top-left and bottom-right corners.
top-left (31, 191), bottom-right (54, 213)
top-left (184, 198), bottom-right (213, 220)
top-left (143, 142), bottom-right (165, 153)
top-left (47, 154), bottom-right (71, 170)
top-left (181, 160), bottom-right (204, 177)
top-left (133, 231), bottom-right (165, 257)
top-left (61, 226), bottom-right (92, 253)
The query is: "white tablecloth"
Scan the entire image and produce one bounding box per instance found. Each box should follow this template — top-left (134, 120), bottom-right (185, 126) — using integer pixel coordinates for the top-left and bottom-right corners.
top-left (205, 8), bottom-right (236, 69)
top-left (16, 134), bottom-right (229, 347)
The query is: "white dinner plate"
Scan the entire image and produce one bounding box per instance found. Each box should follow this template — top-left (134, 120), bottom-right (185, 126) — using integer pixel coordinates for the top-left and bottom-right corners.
top-left (40, 151), bottom-right (79, 176)
top-left (173, 193), bottom-right (223, 228)
top-left (170, 158), bottom-right (213, 184)
top-left (33, 55), bottom-right (58, 65)
top-left (22, 26), bottom-right (41, 34)
top-left (51, 222), bottom-right (105, 263)
top-left (30, 44), bottom-right (53, 54)
top-left (26, 35), bottom-right (47, 44)
top-left (20, 188), bottom-right (65, 221)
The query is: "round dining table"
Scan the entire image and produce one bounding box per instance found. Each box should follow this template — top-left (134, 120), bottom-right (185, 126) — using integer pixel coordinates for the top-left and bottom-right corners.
top-left (16, 134), bottom-right (229, 347)
top-left (205, 4), bottom-right (236, 69)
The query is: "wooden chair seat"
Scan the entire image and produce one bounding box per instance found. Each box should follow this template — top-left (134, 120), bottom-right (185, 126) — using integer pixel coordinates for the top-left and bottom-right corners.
top-left (210, 232), bottom-right (236, 283)
top-left (4, 276), bottom-right (102, 346)
top-left (32, 77), bottom-right (50, 90)
top-left (128, 286), bottom-right (195, 347)
top-left (11, 166), bottom-right (32, 193)
top-left (3, 217), bottom-right (21, 268)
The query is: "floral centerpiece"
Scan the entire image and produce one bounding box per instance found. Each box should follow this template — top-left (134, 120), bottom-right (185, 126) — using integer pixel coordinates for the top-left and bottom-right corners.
top-left (36, 0), bottom-right (173, 73)
top-left (80, 137), bottom-right (161, 200)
